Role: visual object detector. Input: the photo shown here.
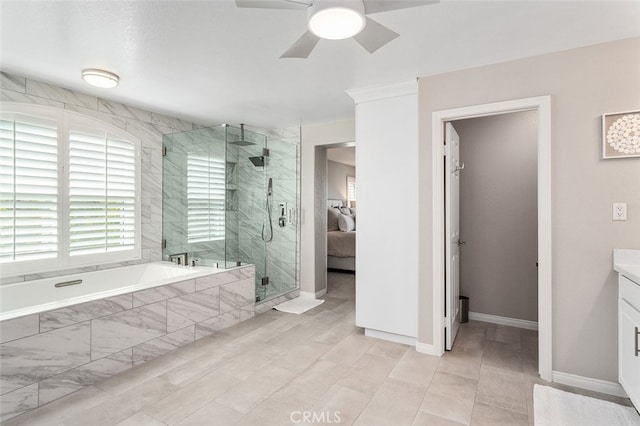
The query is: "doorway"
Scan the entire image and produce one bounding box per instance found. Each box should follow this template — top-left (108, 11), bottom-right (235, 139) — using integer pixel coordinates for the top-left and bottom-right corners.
top-left (431, 96), bottom-right (552, 381)
top-left (309, 142), bottom-right (356, 299)
top-left (445, 111), bottom-right (539, 350)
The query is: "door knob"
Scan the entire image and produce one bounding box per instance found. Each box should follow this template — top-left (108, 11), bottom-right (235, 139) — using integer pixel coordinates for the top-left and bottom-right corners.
top-left (457, 240), bottom-right (466, 246)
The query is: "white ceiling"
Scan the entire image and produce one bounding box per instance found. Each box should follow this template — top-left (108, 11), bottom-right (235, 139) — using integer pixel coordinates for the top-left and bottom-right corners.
top-left (1, 1), bottom-right (639, 129)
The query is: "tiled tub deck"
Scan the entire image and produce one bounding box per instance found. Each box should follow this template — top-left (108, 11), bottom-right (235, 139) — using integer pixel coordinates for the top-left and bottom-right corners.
top-left (0, 265), bottom-right (255, 422)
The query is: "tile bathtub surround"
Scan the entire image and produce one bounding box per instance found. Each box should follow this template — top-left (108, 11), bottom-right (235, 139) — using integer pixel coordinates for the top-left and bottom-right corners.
top-left (0, 266), bottom-right (255, 422)
top-left (4, 271), bottom-right (633, 426)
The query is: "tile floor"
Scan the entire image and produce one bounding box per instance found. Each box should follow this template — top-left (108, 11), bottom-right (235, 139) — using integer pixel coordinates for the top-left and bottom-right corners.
top-left (5, 271), bottom-right (633, 425)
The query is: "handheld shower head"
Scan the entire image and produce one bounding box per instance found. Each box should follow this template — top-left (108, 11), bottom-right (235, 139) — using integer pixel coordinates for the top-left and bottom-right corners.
top-left (267, 178), bottom-right (273, 196)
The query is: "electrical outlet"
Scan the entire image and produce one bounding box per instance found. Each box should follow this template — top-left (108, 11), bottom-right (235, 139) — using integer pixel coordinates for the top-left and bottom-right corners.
top-left (613, 203), bottom-right (627, 221)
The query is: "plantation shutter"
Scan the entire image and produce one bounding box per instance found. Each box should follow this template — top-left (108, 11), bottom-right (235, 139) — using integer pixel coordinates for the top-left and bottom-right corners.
top-left (69, 130), bottom-right (136, 255)
top-left (347, 176), bottom-right (356, 205)
top-left (0, 115), bottom-right (58, 262)
top-left (187, 153), bottom-right (225, 243)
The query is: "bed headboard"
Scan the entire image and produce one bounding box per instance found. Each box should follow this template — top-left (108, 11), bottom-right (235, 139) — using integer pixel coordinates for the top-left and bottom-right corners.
top-left (328, 199), bottom-right (343, 208)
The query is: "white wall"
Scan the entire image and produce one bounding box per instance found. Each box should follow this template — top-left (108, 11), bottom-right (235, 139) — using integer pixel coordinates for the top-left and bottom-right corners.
top-left (349, 81), bottom-right (419, 340)
top-left (300, 121), bottom-right (355, 296)
top-left (417, 38), bottom-right (640, 383)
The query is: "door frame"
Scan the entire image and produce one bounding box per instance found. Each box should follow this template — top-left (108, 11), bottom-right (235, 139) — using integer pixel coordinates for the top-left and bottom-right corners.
top-left (431, 96), bottom-right (552, 382)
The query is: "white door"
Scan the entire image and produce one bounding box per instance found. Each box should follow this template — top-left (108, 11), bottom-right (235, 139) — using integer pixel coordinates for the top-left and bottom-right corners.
top-left (445, 122), bottom-right (462, 350)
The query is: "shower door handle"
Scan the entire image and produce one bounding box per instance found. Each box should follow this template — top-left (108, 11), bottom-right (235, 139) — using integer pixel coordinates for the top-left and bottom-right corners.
top-left (289, 208), bottom-right (297, 225)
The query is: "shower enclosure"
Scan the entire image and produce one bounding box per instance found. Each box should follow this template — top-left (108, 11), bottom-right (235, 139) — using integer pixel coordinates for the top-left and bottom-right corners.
top-left (162, 124), bottom-right (299, 302)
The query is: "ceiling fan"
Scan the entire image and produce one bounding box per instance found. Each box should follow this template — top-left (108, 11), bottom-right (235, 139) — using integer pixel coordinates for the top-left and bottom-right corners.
top-left (235, 0), bottom-right (438, 58)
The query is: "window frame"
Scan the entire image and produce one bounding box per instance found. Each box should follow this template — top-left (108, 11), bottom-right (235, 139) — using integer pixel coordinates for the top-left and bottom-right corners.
top-left (0, 103), bottom-right (141, 278)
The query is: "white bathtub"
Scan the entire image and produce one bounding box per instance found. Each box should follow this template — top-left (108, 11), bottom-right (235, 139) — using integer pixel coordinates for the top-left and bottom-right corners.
top-left (0, 261), bottom-right (221, 321)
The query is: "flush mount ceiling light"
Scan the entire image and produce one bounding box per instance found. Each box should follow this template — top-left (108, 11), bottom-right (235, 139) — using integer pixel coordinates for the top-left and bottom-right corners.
top-left (307, 1), bottom-right (365, 40)
top-left (81, 69), bottom-right (119, 88)
top-left (235, 0), bottom-right (438, 59)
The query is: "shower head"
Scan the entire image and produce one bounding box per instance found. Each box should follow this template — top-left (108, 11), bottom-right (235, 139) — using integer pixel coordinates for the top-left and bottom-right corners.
top-left (229, 140), bottom-right (255, 146)
top-left (249, 156), bottom-right (264, 167)
top-left (228, 123), bottom-right (256, 146)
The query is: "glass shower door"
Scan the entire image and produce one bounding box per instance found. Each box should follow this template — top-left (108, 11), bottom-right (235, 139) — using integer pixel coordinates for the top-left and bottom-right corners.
top-left (263, 136), bottom-right (298, 300)
top-left (162, 127), bottom-right (226, 266)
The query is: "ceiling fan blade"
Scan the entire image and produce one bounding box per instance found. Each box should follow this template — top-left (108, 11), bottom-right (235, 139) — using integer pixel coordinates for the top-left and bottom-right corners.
top-left (235, 0), bottom-right (309, 10)
top-left (280, 31), bottom-right (321, 58)
top-left (363, 0), bottom-right (438, 15)
top-left (352, 17), bottom-right (399, 54)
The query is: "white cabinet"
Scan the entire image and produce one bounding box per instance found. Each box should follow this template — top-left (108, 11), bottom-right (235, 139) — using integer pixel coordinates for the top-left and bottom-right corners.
top-left (619, 274), bottom-right (640, 409)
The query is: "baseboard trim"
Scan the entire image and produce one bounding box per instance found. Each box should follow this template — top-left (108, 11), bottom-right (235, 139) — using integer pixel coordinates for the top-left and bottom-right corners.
top-left (415, 342), bottom-right (439, 356)
top-left (469, 312), bottom-right (538, 331)
top-left (364, 328), bottom-right (416, 346)
top-left (552, 371), bottom-right (628, 398)
top-left (299, 288), bottom-right (326, 299)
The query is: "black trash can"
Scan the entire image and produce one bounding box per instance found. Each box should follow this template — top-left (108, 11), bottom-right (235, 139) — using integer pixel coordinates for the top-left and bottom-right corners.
top-left (459, 296), bottom-right (469, 323)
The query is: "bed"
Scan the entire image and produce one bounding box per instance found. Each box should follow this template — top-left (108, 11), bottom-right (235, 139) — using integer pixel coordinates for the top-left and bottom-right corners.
top-left (327, 199), bottom-right (356, 272)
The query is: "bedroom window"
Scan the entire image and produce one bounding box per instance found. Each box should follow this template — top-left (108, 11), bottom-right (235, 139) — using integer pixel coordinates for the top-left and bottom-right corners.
top-left (0, 104), bottom-right (141, 277)
top-left (347, 175), bottom-right (356, 208)
top-left (186, 152), bottom-right (225, 243)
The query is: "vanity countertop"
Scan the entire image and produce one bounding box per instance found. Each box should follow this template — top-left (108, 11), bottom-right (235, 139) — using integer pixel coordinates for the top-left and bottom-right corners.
top-left (614, 249), bottom-right (640, 285)
top-left (615, 264), bottom-right (640, 285)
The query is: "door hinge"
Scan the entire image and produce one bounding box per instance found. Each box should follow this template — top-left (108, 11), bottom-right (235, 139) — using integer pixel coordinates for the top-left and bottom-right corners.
top-left (161, 239), bottom-right (166, 249)
top-left (443, 144), bottom-right (450, 156)
top-left (162, 145), bottom-right (167, 156)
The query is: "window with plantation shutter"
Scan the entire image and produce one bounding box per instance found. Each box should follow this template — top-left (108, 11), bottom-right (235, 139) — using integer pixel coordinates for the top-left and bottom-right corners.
top-left (187, 153), bottom-right (225, 243)
top-left (69, 131), bottom-right (136, 256)
top-left (0, 104), bottom-right (140, 278)
top-left (0, 115), bottom-right (58, 264)
top-left (347, 176), bottom-right (356, 206)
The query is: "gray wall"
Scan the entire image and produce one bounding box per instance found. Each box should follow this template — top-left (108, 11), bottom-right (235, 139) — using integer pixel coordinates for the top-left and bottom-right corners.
top-left (417, 37), bottom-right (640, 382)
top-left (327, 160), bottom-right (356, 205)
top-left (1, 71), bottom-right (200, 284)
top-left (454, 111), bottom-right (538, 322)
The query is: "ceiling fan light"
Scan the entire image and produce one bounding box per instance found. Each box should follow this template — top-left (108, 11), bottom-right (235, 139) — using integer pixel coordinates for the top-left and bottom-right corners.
top-left (308, 6), bottom-right (366, 40)
top-left (81, 69), bottom-right (119, 88)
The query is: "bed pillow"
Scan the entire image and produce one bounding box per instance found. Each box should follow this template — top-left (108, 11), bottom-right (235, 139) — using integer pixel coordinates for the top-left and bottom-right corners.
top-left (328, 208), bottom-right (340, 231)
top-left (338, 213), bottom-right (356, 232)
top-left (339, 206), bottom-right (351, 215)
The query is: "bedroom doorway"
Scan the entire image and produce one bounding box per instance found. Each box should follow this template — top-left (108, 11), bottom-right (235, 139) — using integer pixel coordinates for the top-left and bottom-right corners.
top-left (432, 96), bottom-right (552, 381)
top-left (310, 142), bottom-right (356, 300)
top-left (326, 146), bottom-right (356, 275)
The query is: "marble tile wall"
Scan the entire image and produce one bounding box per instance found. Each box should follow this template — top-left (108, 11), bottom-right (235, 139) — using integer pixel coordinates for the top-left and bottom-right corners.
top-left (0, 266), bottom-right (255, 422)
top-left (233, 131), bottom-right (301, 303)
top-left (0, 71), bottom-right (207, 285)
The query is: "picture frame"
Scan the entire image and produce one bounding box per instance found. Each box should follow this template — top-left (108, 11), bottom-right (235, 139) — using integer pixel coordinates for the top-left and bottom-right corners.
top-left (602, 110), bottom-right (640, 159)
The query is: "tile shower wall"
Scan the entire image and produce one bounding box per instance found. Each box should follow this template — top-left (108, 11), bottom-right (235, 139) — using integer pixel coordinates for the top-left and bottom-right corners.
top-left (0, 71), bottom-right (203, 284)
top-left (234, 132), bottom-right (300, 301)
top-left (0, 265), bottom-right (255, 422)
